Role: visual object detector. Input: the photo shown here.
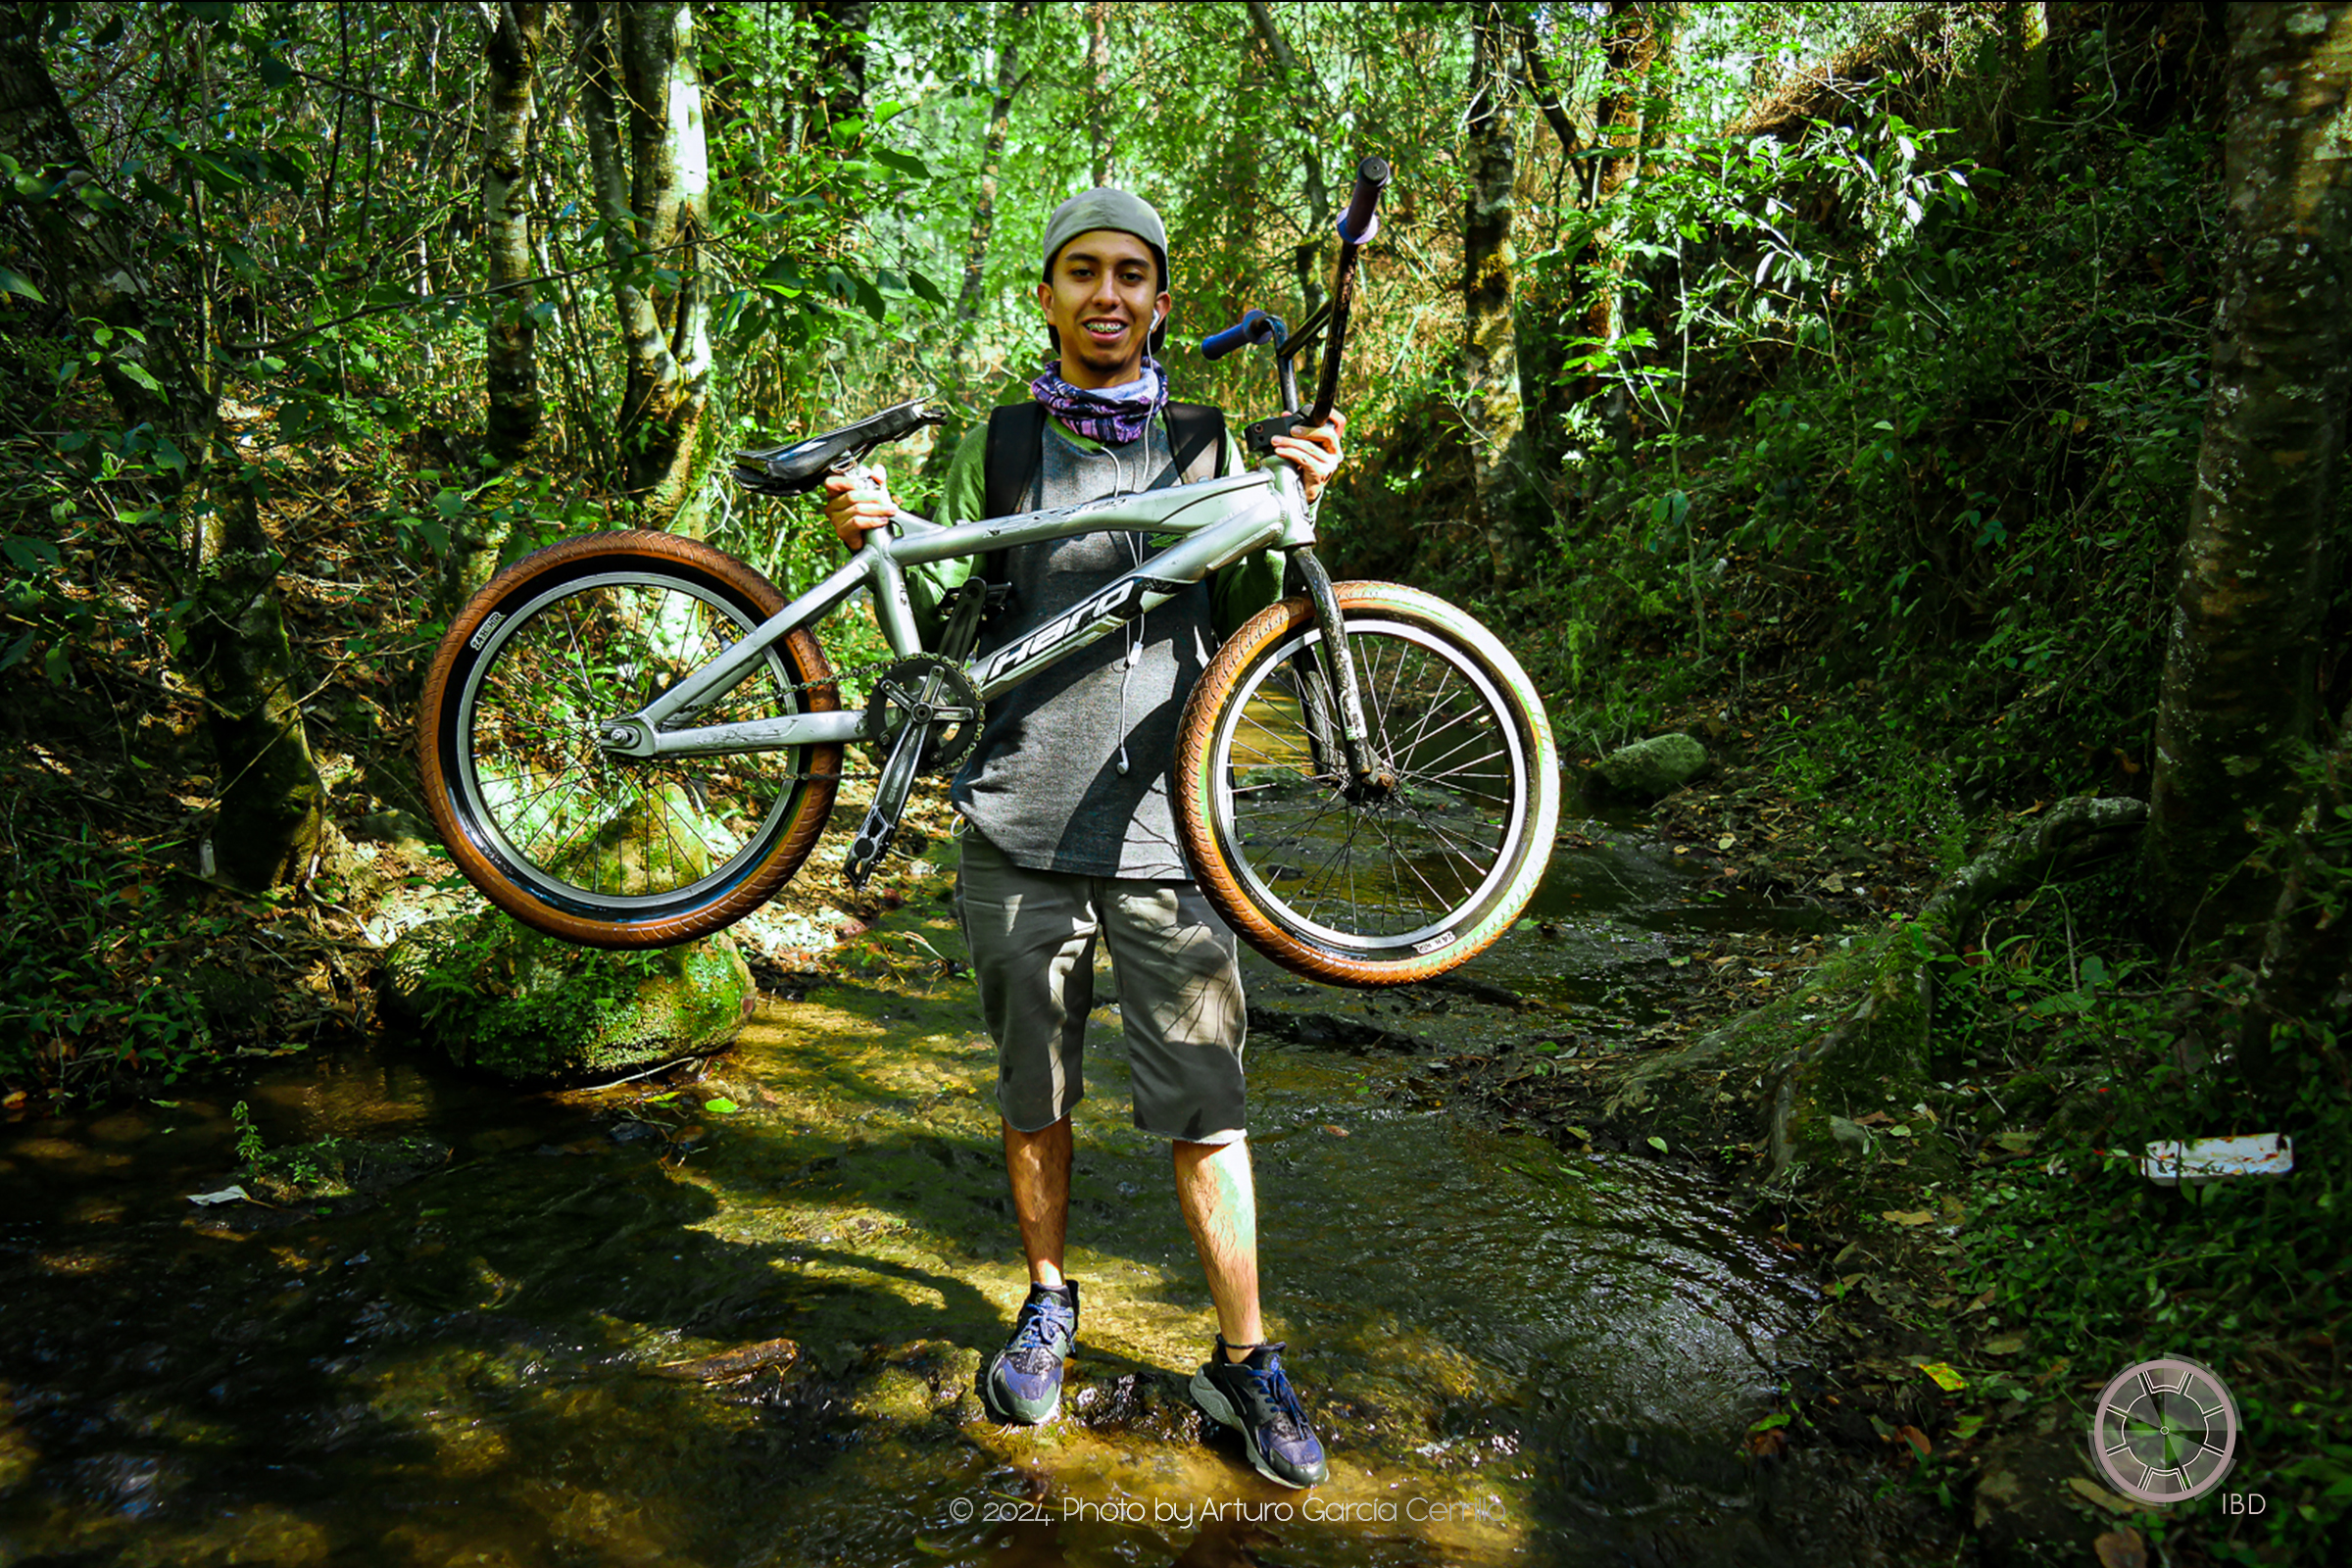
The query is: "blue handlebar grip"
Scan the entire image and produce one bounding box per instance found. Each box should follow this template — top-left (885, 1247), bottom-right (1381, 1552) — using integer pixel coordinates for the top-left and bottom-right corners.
top-left (1200, 309), bottom-right (1278, 362)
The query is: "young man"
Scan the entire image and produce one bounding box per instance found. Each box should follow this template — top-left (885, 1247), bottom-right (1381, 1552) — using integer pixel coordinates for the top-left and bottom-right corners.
top-left (823, 188), bottom-right (1345, 1489)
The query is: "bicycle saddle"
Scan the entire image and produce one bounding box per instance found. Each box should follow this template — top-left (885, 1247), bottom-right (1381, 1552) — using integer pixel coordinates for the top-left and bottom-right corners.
top-left (732, 399), bottom-right (947, 495)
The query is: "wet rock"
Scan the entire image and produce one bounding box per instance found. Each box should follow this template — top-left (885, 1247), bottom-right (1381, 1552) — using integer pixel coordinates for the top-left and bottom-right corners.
top-left (1592, 733), bottom-right (1710, 803)
top-left (379, 911), bottom-right (756, 1082)
top-left (247, 1135), bottom-right (451, 1203)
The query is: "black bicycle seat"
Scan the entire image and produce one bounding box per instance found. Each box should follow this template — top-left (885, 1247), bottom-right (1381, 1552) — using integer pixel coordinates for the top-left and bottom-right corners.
top-left (732, 399), bottom-right (948, 495)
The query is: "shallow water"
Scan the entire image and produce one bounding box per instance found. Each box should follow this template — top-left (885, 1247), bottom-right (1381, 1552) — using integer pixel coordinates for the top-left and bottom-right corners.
top-left (0, 829), bottom-right (1883, 1567)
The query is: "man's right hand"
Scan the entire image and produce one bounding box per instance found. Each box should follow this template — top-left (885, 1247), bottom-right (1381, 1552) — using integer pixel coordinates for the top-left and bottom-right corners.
top-left (822, 463), bottom-right (896, 551)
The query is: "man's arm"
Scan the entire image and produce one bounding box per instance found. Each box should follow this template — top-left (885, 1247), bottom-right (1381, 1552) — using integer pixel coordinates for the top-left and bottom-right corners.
top-left (821, 427), bottom-right (984, 640)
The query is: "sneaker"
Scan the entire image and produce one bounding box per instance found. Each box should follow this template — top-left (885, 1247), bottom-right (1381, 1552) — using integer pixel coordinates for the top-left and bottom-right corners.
top-left (1190, 1336), bottom-right (1328, 1488)
top-left (979, 1281), bottom-right (1079, 1424)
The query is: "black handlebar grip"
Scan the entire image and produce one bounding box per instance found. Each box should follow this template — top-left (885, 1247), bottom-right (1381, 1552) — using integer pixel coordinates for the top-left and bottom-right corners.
top-left (1200, 309), bottom-right (1282, 362)
top-left (1337, 156), bottom-right (1392, 245)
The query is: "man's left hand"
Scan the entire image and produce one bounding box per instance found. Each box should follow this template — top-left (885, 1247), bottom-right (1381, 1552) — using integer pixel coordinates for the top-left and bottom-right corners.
top-left (1270, 411), bottom-right (1346, 507)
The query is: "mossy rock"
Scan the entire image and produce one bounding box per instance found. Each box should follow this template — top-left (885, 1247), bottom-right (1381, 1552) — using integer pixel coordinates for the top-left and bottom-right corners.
top-left (379, 910), bottom-right (756, 1082)
top-left (1591, 732), bottom-right (1709, 803)
top-left (1598, 919), bottom-right (1952, 1179)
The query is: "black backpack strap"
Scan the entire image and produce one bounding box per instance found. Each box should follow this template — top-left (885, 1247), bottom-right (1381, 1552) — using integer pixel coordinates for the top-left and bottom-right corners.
top-left (983, 402), bottom-right (1048, 519)
top-left (1164, 402), bottom-right (1227, 483)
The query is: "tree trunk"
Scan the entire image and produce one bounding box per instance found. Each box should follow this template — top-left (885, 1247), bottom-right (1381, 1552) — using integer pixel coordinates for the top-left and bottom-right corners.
top-left (1244, 0), bottom-right (1333, 385)
top-left (0, 11), bottom-right (325, 891)
top-left (480, 0), bottom-right (547, 475)
top-left (1461, 0), bottom-right (1523, 586)
top-left (574, 0), bottom-right (713, 525)
top-left (1580, 0), bottom-right (1674, 462)
top-left (2145, 2), bottom-right (2352, 947)
top-left (456, 0), bottom-right (550, 610)
top-left (952, 0), bottom-right (1035, 394)
top-left (1515, 12), bottom-right (1585, 484)
top-left (1087, 0), bottom-right (1113, 187)
top-left (803, 1), bottom-right (868, 153)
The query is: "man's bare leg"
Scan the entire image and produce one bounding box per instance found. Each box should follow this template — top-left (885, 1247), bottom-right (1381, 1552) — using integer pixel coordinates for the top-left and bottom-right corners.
top-left (1004, 1115), bottom-right (1072, 1289)
top-left (1174, 1136), bottom-right (1264, 1361)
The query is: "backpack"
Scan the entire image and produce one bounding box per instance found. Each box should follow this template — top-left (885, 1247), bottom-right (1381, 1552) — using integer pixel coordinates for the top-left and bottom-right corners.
top-left (981, 401), bottom-right (1228, 520)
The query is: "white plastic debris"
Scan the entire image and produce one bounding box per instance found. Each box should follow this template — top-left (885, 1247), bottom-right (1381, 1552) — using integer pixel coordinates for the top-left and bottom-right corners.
top-left (186, 1185), bottom-right (251, 1206)
top-left (2139, 1134), bottom-right (2293, 1187)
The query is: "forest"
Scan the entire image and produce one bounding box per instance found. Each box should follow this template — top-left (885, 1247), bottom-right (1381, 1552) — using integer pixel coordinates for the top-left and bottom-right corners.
top-left (1, 1), bottom-right (2348, 1563)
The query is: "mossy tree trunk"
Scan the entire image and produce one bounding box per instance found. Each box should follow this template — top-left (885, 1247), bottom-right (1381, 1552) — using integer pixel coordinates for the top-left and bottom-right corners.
top-left (574, 0), bottom-right (713, 525)
top-left (1245, 0), bottom-right (1334, 381)
top-left (452, 0), bottom-right (551, 613)
top-left (2145, 2), bottom-right (2352, 947)
top-left (1461, 0), bottom-right (1524, 587)
top-left (0, 10), bottom-right (325, 890)
top-left (949, 0), bottom-right (1036, 399)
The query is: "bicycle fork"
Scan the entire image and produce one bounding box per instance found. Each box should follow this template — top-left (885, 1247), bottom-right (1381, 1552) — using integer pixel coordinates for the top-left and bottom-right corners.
top-left (1289, 547), bottom-right (1395, 803)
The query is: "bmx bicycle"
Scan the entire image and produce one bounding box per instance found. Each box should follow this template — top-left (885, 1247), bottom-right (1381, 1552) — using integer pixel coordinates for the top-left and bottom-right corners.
top-left (418, 157), bottom-right (1559, 987)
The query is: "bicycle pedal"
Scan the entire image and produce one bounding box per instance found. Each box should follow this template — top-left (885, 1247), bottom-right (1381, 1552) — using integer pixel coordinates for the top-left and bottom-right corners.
top-left (844, 814), bottom-right (897, 889)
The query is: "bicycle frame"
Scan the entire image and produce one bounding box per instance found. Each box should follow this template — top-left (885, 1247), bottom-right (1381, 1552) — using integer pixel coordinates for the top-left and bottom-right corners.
top-left (593, 457), bottom-right (1320, 762)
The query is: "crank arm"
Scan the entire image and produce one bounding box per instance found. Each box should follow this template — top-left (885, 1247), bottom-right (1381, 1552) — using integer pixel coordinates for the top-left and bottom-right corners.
top-left (844, 713), bottom-right (929, 889)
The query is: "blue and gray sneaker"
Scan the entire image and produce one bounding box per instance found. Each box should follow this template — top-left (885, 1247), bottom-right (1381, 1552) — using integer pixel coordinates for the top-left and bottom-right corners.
top-left (980, 1281), bottom-right (1079, 1425)
top-left (1190, 1336), bottom-right (1328, 1488)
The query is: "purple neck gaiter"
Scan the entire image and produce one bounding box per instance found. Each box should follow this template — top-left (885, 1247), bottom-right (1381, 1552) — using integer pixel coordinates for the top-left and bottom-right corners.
top-left (1030, 355), bottom-right (1169, 446)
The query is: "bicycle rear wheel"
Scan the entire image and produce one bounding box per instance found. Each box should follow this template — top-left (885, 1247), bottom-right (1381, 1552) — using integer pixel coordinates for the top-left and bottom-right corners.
top-left (418, 531), bottom-right (841, 948)
top-left (1175, 582), bottom-right (1558, 986)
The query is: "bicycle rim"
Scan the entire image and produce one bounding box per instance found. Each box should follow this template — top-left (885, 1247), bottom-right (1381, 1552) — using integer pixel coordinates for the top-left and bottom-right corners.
top-left (445, 563), bottom-right (810, 929)
top-left (1207, 614), bottom-right (1534, 959)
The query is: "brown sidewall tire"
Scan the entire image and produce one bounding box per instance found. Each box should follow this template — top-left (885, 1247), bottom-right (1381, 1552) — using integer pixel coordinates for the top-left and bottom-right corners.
top-left (418, 530), bottom-right (840, 949)
top-left (1176, 580), bottom-right (1558, 987)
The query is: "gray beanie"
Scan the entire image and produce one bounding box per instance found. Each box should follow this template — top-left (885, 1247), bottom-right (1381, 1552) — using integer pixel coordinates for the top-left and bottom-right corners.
top-left (1041, 187), bottom-right (1170, 354)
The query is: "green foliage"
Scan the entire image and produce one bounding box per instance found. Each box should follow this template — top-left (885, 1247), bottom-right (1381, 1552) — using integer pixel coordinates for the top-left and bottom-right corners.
top-left (0, 826), bottom-right (240, 1091)
top-left (1925, 883), bottom-right (2350, 1560)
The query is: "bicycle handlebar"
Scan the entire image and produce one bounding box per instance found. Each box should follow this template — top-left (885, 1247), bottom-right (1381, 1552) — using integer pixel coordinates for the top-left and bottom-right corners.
top-left (1337, 156), bottom-right (1389, 245)
top-left (1200, 309), bottom-right (1285, 363)
top-left (1303, 155), bottom-right (1391, 429)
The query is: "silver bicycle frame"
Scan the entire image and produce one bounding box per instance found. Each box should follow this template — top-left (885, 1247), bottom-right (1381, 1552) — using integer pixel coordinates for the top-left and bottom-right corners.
top-left (597, 459), bottom-right (1319, 760)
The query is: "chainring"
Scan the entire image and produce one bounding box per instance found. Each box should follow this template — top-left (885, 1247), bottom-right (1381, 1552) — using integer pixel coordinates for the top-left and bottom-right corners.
top-left (862, 656), bottom-right (983, 775)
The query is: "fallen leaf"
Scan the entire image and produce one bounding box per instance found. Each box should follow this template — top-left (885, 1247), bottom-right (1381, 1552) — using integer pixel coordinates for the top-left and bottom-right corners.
top-left (1646, 1135), bottom-right (1669, 1154)
top-left (1953, 1412), bottom-right (1986, 1441)
top-left (2068, 1478), bottom-right (2138, 1517)
top-left (1993, 1130), bottom-right (2036, 1152)
top-left (1882, 1209), bottom-right (1934, 1226)
top-left (1746, 1427), bottom-right (1788, 1457)
top-left (1984, 1331), bottom-right (2029, 1355)
top-left (1894, 1424), bottom-right (1931, 1457)
top-left (1321, 1124), bottom-right (1350, 1138)
top-left (1919, 1361), bottom-right (1967, 1392)
top-left (1717, 834), bottom-right (1738, 850)
top-left (1853, 1110), bottom-right (1896, 1127)
top-left (648, 1337), bottom-right (802, 1382)
top-left (1563, 1124), bottom-right (1592, 1142)
top-left (2093, 1526), bottom-right (2147, 1568)
top-left (704, 1098), bottom-right (739, 1115)
top-left (187, 1186), bottom-right (251, 1206)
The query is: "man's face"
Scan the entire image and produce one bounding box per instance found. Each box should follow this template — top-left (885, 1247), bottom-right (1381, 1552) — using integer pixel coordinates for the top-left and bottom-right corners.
top-left (1037, 228), bottom-right (1168, 390)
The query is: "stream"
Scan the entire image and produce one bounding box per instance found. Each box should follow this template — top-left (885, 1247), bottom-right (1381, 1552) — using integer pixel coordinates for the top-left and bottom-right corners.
top-left (0, 824), bottom-right (1922, 1566)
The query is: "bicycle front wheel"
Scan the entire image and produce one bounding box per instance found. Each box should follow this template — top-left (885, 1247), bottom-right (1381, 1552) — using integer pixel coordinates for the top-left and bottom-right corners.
top-left (419, 531), bottom-right (841, 948)
top-left (1176, 582), bottom-right (1558, 986)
